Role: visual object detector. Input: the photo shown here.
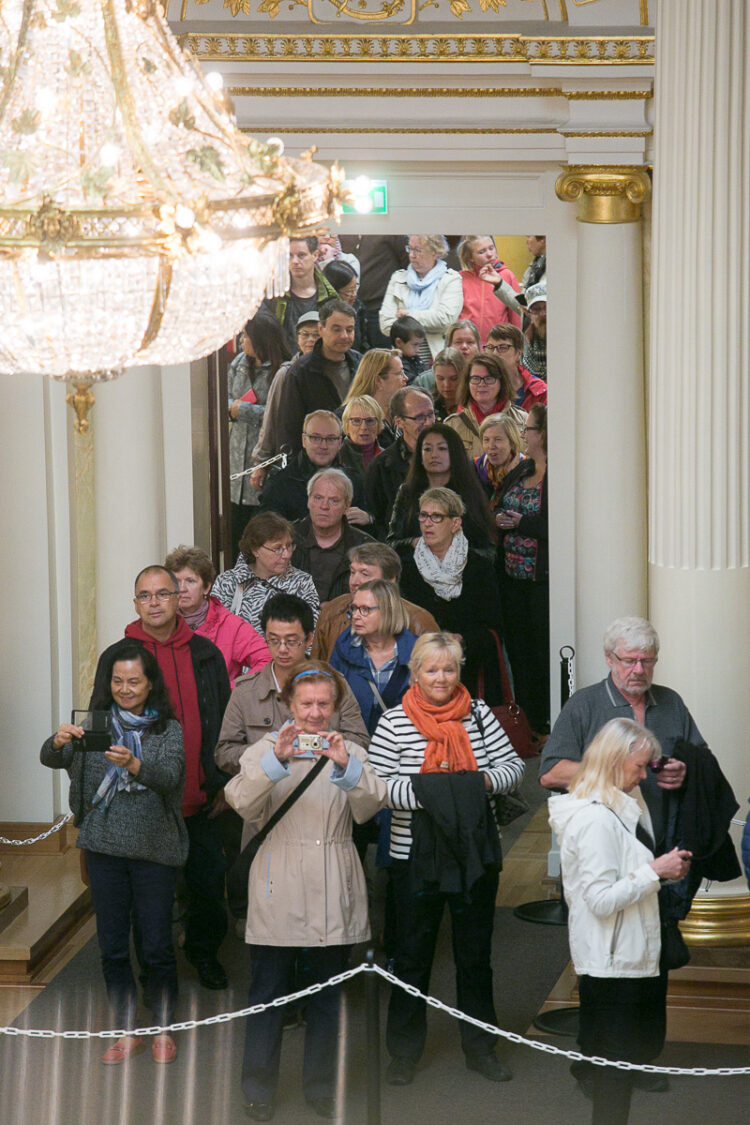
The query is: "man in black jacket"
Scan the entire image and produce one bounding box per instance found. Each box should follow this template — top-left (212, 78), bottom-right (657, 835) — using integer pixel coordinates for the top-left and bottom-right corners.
top-left (291, 468), bottom-right (374, 601)
top-left (276, 298), bottom-right (361, 454)
top-left (91, 565), bottom-right (231, 990)
top-left (259, 410), bottom-right (366, 521)
top-left (365, 387), bottom-right (435, 538)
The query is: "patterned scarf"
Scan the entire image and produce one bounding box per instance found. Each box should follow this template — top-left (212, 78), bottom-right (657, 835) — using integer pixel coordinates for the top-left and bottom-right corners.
top-left (91, 704), bottom-right (154, 811)
top-left (405, 259), bottom-right (447, 310)
top-left (401, 683), bottom-right (477, 773)
top-left (414, 530), bottom-right (468, 600)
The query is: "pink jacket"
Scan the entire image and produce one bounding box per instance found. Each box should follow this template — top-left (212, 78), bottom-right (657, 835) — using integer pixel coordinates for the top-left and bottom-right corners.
top-left (460, 266), bottom-right (521, 343)
top-left (196, 597), bottom-right (271, 688)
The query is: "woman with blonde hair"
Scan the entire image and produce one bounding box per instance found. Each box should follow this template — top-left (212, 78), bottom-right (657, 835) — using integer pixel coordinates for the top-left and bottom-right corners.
top-left (474, 413), bottom-right (524, 514)
top-left (548, 718), bottom-right (692, 1125)
top-left (369, 631), bottom-right (523, 1086)
top-left (457, 235), bottom-right (522, 343)
top-left (344, 348), bottom-right (406, 445)
top-left (339, 393), bottom-right (387, 478)
top-left (379, 235), bottom-right (463, 360)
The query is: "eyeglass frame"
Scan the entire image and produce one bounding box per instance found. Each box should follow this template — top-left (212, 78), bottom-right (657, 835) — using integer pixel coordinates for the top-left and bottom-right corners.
top-left (134, 589), bottom-right (178, 604)
top-left (258, 541), bottom-right (293, 557)
top-left (303, 431), bottom-right (342, 446)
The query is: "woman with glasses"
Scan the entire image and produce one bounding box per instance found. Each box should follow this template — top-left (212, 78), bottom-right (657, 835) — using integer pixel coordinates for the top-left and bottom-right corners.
top-left (379, 236), bottom-right (463, 362)
top-left (414, 322), bottom-right (479, 396)
top-left (457, 235), bottom-right (522, 344)
top-left (387, 423), bottom-right (496, 556)
top-left (228, 313), bottom-right (292, 562)
top-left (496, 404), bottom-right (549, 739)
top-left (340, 394), bottom-right (387, 474)
top-left (484, 324), bottom-right (547, 412)
top-left (445, 352), bottom-right (525, 460)
top-left (323, 259), bottom-right (371, 353)
top-left (212, 511), bottom-right (320, 635)
top-left (343, 348), bottom-right (407, 447)
top-left (330, 579), bottom-right (416, 737)
top-left (398, 487), bottom-right (504, 700)
top-left (474, 414), bottom-right (525, 516)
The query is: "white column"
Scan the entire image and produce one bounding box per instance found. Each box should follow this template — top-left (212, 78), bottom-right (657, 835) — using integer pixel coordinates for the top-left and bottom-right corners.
top-left (649, 0), bottom-right (750, 933)
top-left (556, 167), bottom-right (651, 687)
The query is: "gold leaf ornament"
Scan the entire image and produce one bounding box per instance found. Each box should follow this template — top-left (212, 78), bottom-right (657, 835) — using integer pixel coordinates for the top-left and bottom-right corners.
top-left (52, 0), bottom-right (82, 20)
top-left (449, 0), bottom-right (471, 17)
top-left (65, 49), bottom-right (92, 77)
top-left (11, 108), bottom-right (41, 135)
top-left (169, 99), bottom-right (197, 130)
top-left (257, 0), bottom-right (281, 16)
top-left (80, 166), bottom-right (115, 200)
top-left (479, 0), bottom-right (505, 10)
top-left (185, 146), bottom-right (226, 181)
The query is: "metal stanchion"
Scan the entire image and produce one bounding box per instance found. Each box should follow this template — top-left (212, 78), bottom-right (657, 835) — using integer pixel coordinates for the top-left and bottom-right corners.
top-left (365, 950), bottom-right (382, 1125)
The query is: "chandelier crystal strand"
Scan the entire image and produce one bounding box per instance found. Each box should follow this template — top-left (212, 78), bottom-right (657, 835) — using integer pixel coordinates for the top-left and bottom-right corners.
top-left (0, 0), bottom-right (343, 387)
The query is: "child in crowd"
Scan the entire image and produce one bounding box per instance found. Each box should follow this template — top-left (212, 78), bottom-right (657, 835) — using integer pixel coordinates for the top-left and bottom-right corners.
top-left (389, 316), bottom-right (428, 383)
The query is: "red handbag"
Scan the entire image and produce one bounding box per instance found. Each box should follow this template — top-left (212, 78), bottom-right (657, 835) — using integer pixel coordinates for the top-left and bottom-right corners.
top-left (476, 629), bottom-right (538, 760)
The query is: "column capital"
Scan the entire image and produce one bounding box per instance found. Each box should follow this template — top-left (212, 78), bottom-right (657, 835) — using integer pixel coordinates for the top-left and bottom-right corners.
top-left (555, 165), bottom-right (651, 224)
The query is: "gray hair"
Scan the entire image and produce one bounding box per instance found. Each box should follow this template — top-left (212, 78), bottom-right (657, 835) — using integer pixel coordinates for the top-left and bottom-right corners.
top-left (603, 617), bottom-right (660, 657)
top-left (409, 632), bottom-right (464, 681)
top-left (306, 467), bottom-right (353, 505)
top-left (410, 234), bottom-right (449, 260)
top-left (419, 486), bottom-right (466, 520)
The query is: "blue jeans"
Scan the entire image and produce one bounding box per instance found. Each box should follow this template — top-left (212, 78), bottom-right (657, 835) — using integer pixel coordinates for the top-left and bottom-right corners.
top-left (86, 850), bottom-right (178, 1029)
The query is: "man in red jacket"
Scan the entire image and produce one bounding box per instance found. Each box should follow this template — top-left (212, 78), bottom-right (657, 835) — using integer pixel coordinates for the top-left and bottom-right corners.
top-left (485, 324), bottom-right (547, 412)
top-left (92, 565), bottom-right (231, 990)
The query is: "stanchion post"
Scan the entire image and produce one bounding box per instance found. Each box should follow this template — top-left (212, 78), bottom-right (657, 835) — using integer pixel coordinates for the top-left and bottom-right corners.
top-left (365, 949), bottom-right (382, 1125)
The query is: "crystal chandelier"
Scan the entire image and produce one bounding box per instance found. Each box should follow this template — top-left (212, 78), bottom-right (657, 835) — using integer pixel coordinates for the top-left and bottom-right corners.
top-left (0, 0), bottom-right (342, 425)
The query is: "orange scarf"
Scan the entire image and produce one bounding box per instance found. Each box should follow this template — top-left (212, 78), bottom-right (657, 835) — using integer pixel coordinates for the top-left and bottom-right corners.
top-left (402, 683), bottom-right (478, 774)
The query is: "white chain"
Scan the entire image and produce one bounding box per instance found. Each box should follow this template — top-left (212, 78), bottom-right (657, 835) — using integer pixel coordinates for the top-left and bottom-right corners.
top-left (561, 645), bottom-right (576, 700)
top-left (0, 813), bottom-right (72, 846)
top-left (2, 960), bottom-right (750, 1077)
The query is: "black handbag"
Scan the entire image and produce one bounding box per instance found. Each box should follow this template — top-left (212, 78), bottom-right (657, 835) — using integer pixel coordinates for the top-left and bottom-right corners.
top-left (470, 700), bottom-right (530, 826)
top-left (226, 754), bottom-right (328, 915)
top-left (659, 918), bottom-right (690, 971)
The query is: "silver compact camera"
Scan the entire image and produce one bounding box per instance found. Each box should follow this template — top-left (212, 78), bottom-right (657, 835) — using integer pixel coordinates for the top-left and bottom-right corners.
top-left (296, 733), bottom-right (324, 754)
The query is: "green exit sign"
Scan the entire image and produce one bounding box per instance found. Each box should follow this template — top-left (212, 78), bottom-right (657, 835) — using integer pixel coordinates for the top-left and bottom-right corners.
top-left (342, 178), bottom-right (388, 215)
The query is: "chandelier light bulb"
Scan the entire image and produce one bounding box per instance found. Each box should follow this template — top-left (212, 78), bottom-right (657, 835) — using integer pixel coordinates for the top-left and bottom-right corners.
top-left (99, 142), bottom-right (121, 165)
top-left (175, 205), bottom-right (196, 229)
top-left (266, 137), bottom-right (285, 156)
top-left (205, 71), bottom-right (224, 92)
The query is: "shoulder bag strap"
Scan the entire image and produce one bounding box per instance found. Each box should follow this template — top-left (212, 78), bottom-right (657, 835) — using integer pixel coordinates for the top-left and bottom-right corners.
top-left (367, 678), bottom-right (389, 715)
top-left (239, 753), bottom-right (328, 859)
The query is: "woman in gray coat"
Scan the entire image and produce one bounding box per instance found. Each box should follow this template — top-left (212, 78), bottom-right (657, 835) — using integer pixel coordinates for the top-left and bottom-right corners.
top-left (41, 642), bottom-right (187, 1066)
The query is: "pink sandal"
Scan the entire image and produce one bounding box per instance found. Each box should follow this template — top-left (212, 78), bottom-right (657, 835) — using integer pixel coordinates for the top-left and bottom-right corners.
top-left (152, 1035), bottom-right (177, 1063)
top-left (101, 1036), bottom-right (144, 1065)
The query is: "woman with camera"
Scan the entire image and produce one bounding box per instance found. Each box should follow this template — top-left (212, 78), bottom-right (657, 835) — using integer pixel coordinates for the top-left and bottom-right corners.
top-left (40, 641), bottom-right (187, 1065)
top-left (225, 660), bottom-right (386, 1121)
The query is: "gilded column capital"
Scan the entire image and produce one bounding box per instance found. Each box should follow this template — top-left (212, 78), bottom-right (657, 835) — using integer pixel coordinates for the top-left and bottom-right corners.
top-left (555, 165), bottom-right (651, 224)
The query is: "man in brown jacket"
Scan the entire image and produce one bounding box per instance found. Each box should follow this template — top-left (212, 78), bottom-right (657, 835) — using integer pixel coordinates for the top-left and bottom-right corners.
top-left (215, 592), bottom-right (369, 777)
top-left (312, 542), bottom-right (439, 661)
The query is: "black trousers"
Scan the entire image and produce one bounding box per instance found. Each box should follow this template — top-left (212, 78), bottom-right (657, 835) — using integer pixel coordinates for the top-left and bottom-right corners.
top-left (387, 860), bottom-right (499, 1063)
top-left (578, 971), bottom-right (668, 1125)
top-left (500, 575), bottom-right (550, 733)
top-left (242, 943), bottom-right (351, 1103)
top-left (183, 809), bottom-right (228, 960)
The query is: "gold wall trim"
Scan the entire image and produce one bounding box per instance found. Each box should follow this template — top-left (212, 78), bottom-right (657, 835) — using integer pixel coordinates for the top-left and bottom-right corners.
top-left (229, 86), bottom-right (652, 99)
top-left (565, 89), bottom-right (653, 100)
top-left (680, 894), bottom-right (750, 948)
top-left (183, 33), bottom-right (654, 66)
top-left (243, 126), bottom-right (559, 134)
top-left (555, 164), bottom-right (651, 223)
top-left (559, 129), bottom-right (653, 137)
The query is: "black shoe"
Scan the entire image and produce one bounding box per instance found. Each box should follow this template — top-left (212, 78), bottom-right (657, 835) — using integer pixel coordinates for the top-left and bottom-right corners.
top-left (386, 1058), bottom-right (415, 1086)
top-left (570, 1061), bottom-right (594, 1100)
top-left (244, 1102), bottom-right (274, 1121)
top-left (186, 952), bottom-right (228, 990)
top-left (631, 1071), bottom-right (669, 1093)
top-left (305, 1096), bottom-right (335, 1118)
top-left (466, 1054), bottom-right (513, 1082)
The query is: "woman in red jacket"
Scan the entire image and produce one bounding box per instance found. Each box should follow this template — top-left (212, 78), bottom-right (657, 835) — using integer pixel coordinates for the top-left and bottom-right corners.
top-left (458, 235), bottom-right (522, 344)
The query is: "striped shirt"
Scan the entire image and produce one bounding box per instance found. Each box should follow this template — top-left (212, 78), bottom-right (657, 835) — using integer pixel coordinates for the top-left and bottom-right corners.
top-left (368, 700), bottom-right (524, 860)
top-left (212, 556), bottom-right (320, 635)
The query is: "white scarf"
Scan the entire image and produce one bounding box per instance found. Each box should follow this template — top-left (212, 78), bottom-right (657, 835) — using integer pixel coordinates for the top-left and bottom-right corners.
top-left (414, 531), bottom-right (468, 600)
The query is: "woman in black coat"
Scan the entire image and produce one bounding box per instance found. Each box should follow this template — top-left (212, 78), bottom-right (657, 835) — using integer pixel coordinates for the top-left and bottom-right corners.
top-left (397, 486), bottom-right (504, 702)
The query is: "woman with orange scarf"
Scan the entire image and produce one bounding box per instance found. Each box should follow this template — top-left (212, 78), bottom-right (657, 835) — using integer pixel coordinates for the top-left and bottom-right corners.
top-left (368, 632), bottom-right (524, 1089)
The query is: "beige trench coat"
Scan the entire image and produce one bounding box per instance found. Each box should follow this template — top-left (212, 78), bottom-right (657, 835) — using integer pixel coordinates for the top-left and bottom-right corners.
top-left (225, 736), bottom-right (386, 947)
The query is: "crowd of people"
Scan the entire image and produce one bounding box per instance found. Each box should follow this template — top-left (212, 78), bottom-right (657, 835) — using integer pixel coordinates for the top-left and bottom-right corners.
top-left (39, 234), bottom-right (741, 1125)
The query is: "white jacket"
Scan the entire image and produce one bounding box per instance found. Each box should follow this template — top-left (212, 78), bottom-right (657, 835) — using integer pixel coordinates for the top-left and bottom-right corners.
top-left (548, 789), bottom-right (661, 978)
top-left (379, 268), bottom-right (463, 358)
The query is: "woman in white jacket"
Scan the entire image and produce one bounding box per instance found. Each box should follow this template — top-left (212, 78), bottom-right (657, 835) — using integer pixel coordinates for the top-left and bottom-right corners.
top-left (379, 235), bottom-right (463, 360)
top-left (547, 718), bottom-right (691, 1125)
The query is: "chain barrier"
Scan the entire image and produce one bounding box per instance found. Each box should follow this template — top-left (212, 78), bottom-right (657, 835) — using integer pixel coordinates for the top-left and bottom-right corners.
top-left (2, 959), bottom-right (750, 1077)
top-left (0, 813), bottom-right (72, 847)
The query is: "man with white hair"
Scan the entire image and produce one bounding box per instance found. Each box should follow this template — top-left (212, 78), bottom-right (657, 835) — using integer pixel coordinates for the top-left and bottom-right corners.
top-left (539, 616), bottom-right (705, 830)
top-left (291, 468), bottom-right (374, 602)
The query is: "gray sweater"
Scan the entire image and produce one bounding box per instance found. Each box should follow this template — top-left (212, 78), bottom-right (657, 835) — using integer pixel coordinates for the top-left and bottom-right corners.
top-left (40, 719), bottom-right (188, 867)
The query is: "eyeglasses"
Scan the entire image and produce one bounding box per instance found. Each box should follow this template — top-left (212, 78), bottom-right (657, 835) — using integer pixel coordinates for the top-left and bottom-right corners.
top-left (484, 343), bottom-right (515, 354)
top-left (303, 432), bottom-right (341, 445)
top-left (135, 589), bottom-right (177, 603)
top-left (347, 604), bottom-right (379, 618)
top-left (348, 417), bottom-right (378, 428)
top-left (521, 425), bottom-right (539, 433)
top-left (265, 635), bottom-right (306, 650)
top-left (418, 511), bottom-right (450, 524)
top-left (611, 652), bottom-right (657, 670)
top-left (405, 244), bottom-right (427, 255)
top-left (259, 542), bottom-right (293, 557)
top-left (297, 330), bottom-right (319, 342)
top-left (469, 375), bottom-right (500, 387)
top-left (400, 410), bottom-right (435, 425)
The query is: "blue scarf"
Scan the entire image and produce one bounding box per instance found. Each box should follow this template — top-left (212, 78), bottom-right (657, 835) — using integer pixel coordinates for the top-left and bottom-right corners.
top-left (405, 259), bottom-right (447, 310)
top-left (91, 704), bottom-right (155, 811)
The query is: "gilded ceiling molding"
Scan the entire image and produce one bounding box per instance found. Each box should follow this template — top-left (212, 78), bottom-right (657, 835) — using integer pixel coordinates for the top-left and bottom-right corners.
top-left (182, 33), bottom-right (654, 65)
top-left (559, 129), bottom-right (652, 137)
top-left (242, 125), bottom-right (559, 133)
top-left (228, 86), bottom-right (652, 99)
top-left (555, 164), bottom-right (651, 223)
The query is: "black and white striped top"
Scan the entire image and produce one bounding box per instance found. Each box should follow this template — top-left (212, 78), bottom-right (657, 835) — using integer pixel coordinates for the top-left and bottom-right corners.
top-left (368, 700), bottom-right (524, 861)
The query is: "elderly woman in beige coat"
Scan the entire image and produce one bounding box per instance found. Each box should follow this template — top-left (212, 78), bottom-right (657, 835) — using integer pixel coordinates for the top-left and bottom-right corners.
top-left (225, 659), bottom-right (386, 1122)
